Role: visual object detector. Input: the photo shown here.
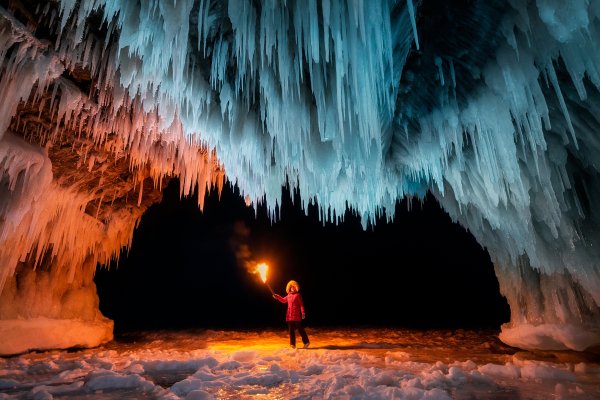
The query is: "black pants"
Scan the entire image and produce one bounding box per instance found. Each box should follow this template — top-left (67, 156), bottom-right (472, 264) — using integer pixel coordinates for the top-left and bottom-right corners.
top-left (288, 321), bottom-right (309, 347)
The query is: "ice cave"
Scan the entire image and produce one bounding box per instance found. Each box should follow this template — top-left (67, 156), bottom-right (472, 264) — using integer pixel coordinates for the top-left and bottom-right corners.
top-left (0, 0), bottom-right (599, 357)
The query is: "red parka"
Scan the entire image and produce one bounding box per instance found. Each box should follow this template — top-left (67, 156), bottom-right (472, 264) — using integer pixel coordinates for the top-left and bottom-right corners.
top-left (274, 292), bottom-right (305, 321)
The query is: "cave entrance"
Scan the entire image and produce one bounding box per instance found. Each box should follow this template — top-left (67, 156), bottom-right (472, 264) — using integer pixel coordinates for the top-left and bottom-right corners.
top-left (95, 179), bottom-right (509, 333)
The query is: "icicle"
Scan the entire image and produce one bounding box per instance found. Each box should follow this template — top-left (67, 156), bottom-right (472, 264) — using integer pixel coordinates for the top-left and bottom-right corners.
top-left (406, 0), bottom-right (420, 51)
top-left (434, 56), bottom-right (445, 86)
top-left (545, 61), bottom-right (577, 149)
top-left (449, 59), bottom-right (456, 89)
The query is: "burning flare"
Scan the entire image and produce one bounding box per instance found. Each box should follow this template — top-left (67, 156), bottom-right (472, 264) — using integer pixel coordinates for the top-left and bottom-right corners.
top-left (256, 263), bottom-right (268, 283)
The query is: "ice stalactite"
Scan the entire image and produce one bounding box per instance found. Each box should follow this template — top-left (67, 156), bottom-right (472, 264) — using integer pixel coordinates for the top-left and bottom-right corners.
top-left (0, 1), bottom-right (224, 354)
top-left (0, 0), bottom-right (600, 353)
top-left (0, 132), bottom-right (111, 355)
top-left (421, 1), bottom-right (600, 351)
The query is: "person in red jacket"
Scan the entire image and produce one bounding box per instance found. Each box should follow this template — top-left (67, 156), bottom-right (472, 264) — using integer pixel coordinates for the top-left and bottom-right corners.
top-left (273, 280), bottom-right (310, 349)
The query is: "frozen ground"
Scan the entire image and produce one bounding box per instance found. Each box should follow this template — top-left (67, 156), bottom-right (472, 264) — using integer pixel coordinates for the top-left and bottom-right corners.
top-left (0, 328), bottom-right (599, 399)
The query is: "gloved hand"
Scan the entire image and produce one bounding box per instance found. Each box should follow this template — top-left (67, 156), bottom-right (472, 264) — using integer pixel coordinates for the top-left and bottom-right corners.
top-left (272, 294), bottom-right (278, 299)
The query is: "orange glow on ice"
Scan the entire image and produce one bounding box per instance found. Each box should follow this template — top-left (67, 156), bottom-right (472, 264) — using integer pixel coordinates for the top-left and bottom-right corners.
top-left (3, 329), bottom-right (596, 400)
top-left (255, 263), bottom-right (268, 283)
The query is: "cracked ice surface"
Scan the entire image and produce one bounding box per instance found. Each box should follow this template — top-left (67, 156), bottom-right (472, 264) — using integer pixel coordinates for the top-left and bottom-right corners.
top-left (0, 329), bottom-right (599, 400)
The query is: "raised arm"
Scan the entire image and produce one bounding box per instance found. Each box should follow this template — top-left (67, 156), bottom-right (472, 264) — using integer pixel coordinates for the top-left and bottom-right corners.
top-left (273, 294), bottom-right (287, 303)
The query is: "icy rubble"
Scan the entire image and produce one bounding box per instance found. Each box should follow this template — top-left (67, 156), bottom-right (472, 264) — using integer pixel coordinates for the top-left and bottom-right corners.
top-left (0, 0), bottom-right (600, 352)
top-left (1, 329), bottom-right (599, 400)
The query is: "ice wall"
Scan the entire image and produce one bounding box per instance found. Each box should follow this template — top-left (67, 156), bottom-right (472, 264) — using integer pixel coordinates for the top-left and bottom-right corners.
top-left (0, 2), bottom-right (224, 354)
top-left (0, 131), bottom-right (113, 354)
top-left (0, 0), bottom-right (599, 352)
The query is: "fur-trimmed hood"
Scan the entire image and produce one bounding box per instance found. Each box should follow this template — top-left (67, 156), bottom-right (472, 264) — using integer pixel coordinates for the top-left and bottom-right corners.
top-left (286, 280), bottom-right (300, 293)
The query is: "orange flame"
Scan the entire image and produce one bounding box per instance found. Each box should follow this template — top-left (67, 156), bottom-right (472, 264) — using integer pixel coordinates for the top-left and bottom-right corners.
top-left (256, 262), bottom-right (268, 283)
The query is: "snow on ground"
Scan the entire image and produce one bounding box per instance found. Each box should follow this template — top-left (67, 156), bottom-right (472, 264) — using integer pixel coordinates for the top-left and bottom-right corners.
top-left (0, 328), bottom-right (598, 399)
